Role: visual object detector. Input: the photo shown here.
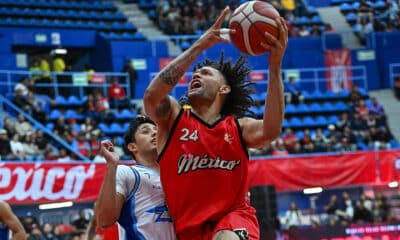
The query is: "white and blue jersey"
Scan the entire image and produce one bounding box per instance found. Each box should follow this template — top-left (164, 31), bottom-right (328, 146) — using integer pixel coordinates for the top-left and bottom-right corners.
top-left (0, 223), bottom-right (9, 240)
top-left (116, 165), bottom-right (176, 240)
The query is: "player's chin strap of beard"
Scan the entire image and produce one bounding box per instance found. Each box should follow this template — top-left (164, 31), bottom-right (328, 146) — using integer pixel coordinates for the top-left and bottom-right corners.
top-left (219, 28), bottom-right (231, 41)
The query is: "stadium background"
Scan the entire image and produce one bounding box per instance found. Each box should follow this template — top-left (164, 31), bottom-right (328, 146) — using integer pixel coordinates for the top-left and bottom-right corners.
top-left (0, 0), bottom-right (399, 239)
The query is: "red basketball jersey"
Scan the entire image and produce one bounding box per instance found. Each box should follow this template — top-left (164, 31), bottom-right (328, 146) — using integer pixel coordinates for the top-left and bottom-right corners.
top-left (159, 109), bottom-right (251, 239)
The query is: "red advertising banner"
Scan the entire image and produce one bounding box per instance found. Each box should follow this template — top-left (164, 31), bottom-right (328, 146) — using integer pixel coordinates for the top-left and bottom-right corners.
top-left (0, 163), bottom-right (106, 204)
top-left (90, 74), bottom-right (106, 84)
top-left (1, 150), bottom-right (399, 204)
top-left (324, 48), bottom-right (352, 92)
top-left (249, 71), bottom-right (265, 81)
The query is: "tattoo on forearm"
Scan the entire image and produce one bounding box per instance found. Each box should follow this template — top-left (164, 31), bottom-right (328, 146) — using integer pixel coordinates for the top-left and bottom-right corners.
top-left (159, 65), bottom-right (185, 86)
top-left (156, 97), bottom-right (171, 118)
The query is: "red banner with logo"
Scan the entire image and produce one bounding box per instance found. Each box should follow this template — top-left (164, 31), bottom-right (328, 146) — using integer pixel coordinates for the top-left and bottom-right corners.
top-left (1, 150), bottom-right (399, 204)
top-left (324, 48), bottom-right (352, 92)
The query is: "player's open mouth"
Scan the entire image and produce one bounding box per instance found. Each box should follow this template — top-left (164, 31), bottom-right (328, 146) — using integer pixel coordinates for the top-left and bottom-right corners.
top-left (190, 80), bottom-right (202, 90)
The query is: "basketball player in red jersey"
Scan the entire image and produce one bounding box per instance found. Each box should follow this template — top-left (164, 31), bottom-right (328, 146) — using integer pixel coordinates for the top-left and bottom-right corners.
top-left (143, 6), bottom-right (287, 240)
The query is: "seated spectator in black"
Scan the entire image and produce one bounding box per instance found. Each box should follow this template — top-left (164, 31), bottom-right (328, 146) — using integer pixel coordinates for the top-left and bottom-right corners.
top-left (34, 129), bottom-right (52, 158)
top-left (310, 24), bottom-right (322, 36)
top-left (53, 116), bottom-right (68, 141)
top-left (3, 117), bottom-right (16, 139)
top-left (353, 198), bottom-right (373, 224)
top-left (340, 126), bottom-right (358, 150)
top-left (13, 87), bottom-right (32, 113)
top-left (350, 113), bottom-right (369, 141)
top-left (394, 76), bottom-right (400, 100)
top-left (312, 128), bottom-right (328, 152)
top-left (0, 129), bottom-right (17, 160)
top-left (83, 94), bottom-right (97, 120)
top-left (375, 192), bottom-right (390, 221)
top-left (371, 126), bottom-right (393, 149)
top-left (324, 195), bottom-right (340, 224)
top-left (349, 85), bottom-right (363, 106)
top-left (300, 129), bottom-right (315, 153)
top-left (108, 77), bottom-right (129, 109)
top-left (335, 112), bottom-right (351, 132)
top-left (371, 199), bottom-right (386, 224)
top-left (26, 91), bottom-right (47, 124)
top-left (71, 210), bottom-right (89, 236)
top-left (368, 97), bottom-right (386, 126)
top-left (326, 124), bottom-right (341, 151)
top-left (285, 76), bottom-right (303, 105)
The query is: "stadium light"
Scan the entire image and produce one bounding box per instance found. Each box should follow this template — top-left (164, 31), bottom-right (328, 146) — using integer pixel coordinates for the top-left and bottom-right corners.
top-left (38, 201), bottom-right (73, 210)
top-left (50, 47), bottom-right (67, 55)
top-left (303, 187), bottom-right (323, 195)
top-left (388, 181), bottom-right (399, 188)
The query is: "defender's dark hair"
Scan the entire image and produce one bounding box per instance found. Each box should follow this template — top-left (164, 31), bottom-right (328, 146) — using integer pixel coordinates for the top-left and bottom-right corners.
top-left (193, 52), bottom-right (256, 118)
top-left (123, 115), bottom-right (155, 158)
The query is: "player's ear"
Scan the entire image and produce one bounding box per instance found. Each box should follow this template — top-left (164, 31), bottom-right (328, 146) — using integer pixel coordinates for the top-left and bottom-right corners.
top-left (219, 84), bottom-right (231, 95)
top-left (127, 142), bottom-right (139, 155)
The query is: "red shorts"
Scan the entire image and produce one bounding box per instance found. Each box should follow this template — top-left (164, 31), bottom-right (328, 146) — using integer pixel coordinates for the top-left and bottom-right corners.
top-left (177, 204), bottom-right (259, 240)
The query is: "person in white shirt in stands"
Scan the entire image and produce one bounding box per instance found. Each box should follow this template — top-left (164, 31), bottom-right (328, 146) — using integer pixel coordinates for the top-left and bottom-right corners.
top-left (285, 201), bottom-right (302, 230)
top-left (96, 115), bottom-right (176, 240)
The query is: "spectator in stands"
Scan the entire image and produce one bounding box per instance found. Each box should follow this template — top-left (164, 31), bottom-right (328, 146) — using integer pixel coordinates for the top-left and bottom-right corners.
top-left (353, 196), bottom-right (373, 224)
top-left (375, 192), bottom-right (390, 221)
top-left (14, 77), bottom-right (31, 96)
top-left (10, 133), bottom-right (26, 161)
top-left (354, 16), bottom-right (374, 45)
top-left (282, 128), bottom-right (299, 153)
top-left (323, 195), bottom-right (339, 224)
top-left (395, 76), bottom-right (400, 100)
top-left (298, 25), bottom-right (310, 37)
top-left (285, 76), bottom-right (303, 105)
top-left (349, 85), bottom-right (363, 106)
top-left (52, 53), bottom-right (69, 96)
top-left (336, 191), bottom-right (354, 225)
top-left (71, 210), bottom-right (89, 236)
top-left (312, 128), bottom-right (328, 152)
top-left (3, 117), bottom-right (16, 139)
top-left (94, 91), bottom-right (111, 122)
top-left (368, 97), bottom-right (386, 126)
top-left (41, 223), bottom-right (57, 240)
top-left (340, 126), bottom-right (358, 151)
top-left (22, 133), bottom-right (44, 161)
top-left (83, 94), bottom-right (97, 120)
top-left (370, 126), bottom-right (393, 149)
top-left (351, 112), bottom-right (369, 142)
top-left (335, 112), bottom-right (350, 132)
top-left (108, 77), bottom-right (129, 110)
top-left (34, 129), bottom-right (53, 158)
top-left (357, 0), bottom-right (374, 22)
top-left (53, 116), bottom-right (68, 141)
top-left (300, 129), bottom-right (315, 153)
top-left (71, 132), bottom-right (90, 158)
top-left (81, 117), bottom-right (98, 140)
top-left (326, 124), bottom-right (341, 151)
top-left (29, 58), bottom-right (41, 84)
top-left (26, 91), bottom-right (47, 124)
top-left (271, 138), bottom-right (289, 156)
top-left (89, 131), bottom-right (101, 160)
top-left (121, 60), bottom-right (138, 98)
top-left (355, 99), bottom-right (369, 120)
top-left (380, 0), bottom-right (399, 21)
top-left (0, 128), bottom-right (16, 160)
top-left (57, 148), bottom-right (71, 162)
top-left (192, 4), bottom-right (208, 31)
top-left (15, 114), bottom-right (34, 137)
top-left (285, 201), bottom-right (302, 230)
top-left (0, 200), bottom-right (27, 240)
top-left (310, 24), bottom-right (322, 36)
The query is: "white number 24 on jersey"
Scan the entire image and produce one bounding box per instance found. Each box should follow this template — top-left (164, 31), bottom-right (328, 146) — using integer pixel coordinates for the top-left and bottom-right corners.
top-left (180, 128), bottom-right (199, 142)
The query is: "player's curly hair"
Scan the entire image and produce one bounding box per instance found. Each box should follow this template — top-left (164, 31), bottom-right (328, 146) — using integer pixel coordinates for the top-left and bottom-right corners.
top-left (123, 115), bottom-right (155, 158)
top-left (193, 52), bottom-right (256, 118)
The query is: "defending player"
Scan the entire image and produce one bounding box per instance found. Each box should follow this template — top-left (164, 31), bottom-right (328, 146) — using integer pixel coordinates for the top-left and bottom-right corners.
top-left (95, 116), bottom-right (176, 239)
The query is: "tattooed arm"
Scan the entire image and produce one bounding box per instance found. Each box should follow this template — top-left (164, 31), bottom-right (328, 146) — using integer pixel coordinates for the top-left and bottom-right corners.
top-left (144, 6), bottom-right (234, 149)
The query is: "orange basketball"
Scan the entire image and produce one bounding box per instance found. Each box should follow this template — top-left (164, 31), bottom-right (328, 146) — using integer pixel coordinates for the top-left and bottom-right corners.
top-left (229, 1), bottom-right (280, 55)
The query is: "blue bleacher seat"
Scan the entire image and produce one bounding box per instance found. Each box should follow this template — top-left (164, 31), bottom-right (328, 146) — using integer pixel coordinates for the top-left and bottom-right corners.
top-left (55, 96), bottom-right (68, 106)
top-left (67, 95), bottom-right (82, 106)
top-left (285, 104), bottom-right (296, 114)
top-left (289, 117), bottom-right (302, 128)
top-left (309, 102), bottom-right (321, 113)
top-left (346, 13), bottom-right (357, 23)
top-left (116, 109), bottom-right (136, 120)
top-left (315, 116), bottom-right (328, 126)
top-left (297, 103), bottom-right (310, 114)
top-left (49, 109), bottom-right (62, 120)
top-left (321, 102), bottom-right (335, 111)
top-left (302, 116), bottom-right (315, 127)
top-left (110, 123), bottom-right (124, 134)
top-left (98, 123), bottom-right (110, 134)
top-left (296, 130), bottom-right (304, 139)
top-left (334, 101), bottom-right (348, 111)
top-left (282, 119), bottom-right (289, 128)
top-left (328, 115), bottom-right (339, 124)
top-left (65, 109), bottom-right (83, 121)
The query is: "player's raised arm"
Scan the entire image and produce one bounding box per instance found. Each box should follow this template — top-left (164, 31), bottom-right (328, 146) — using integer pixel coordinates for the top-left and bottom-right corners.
top-left (143, 6), bottom-right (234, 126)
top-left (240, 17), bottom-right (288, 148)
top-left (0, 201), bottom-right (27, 240)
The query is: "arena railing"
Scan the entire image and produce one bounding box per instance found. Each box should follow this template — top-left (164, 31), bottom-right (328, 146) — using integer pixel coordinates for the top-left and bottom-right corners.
top-left (0, 95), bottom-right (90, 162)
top-left (0, 70), bottom-right (130, 99)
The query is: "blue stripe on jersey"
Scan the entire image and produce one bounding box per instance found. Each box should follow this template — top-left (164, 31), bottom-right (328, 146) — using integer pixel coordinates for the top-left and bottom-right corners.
top-left (118, 167), bottom-right (145, 240)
